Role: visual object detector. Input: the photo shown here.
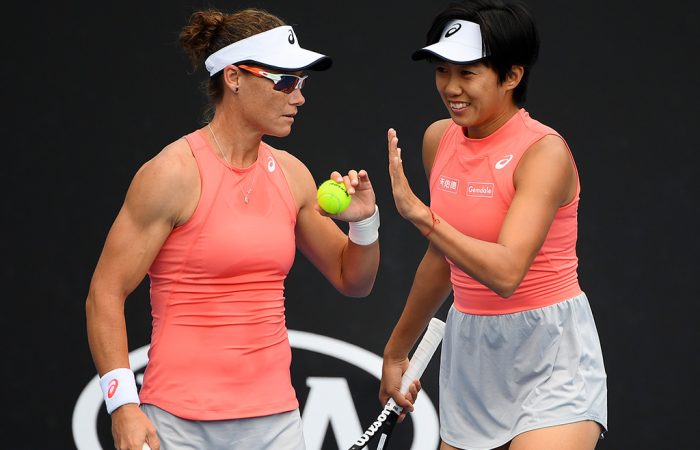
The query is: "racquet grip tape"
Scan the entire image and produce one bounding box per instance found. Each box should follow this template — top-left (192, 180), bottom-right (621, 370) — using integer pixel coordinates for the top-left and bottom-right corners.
top-left (399, 318), bottom-right (446, 393)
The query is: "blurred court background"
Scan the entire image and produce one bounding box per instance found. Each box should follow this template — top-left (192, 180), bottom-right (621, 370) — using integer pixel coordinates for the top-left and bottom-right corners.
top-left (3, 1), bottom-right (698, 448)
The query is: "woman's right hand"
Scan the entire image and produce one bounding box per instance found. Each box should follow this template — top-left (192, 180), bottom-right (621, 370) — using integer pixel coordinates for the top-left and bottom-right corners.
top-left (379, 354), bottom-right (420, 423)
top-left (111, 404), bottom-right (160, 450)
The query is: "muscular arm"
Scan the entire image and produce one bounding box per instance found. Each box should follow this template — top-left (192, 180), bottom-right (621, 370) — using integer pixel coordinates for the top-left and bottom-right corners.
top-left (85, 141), bottom-right (197, 450)
top-left (86, 142), bottom-right (196, 375)
top-left (278, 150), bottom-right (379, 297)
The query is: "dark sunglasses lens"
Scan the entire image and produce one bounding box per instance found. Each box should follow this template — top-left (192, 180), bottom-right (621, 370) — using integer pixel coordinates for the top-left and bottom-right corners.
top-left (274, 76), bottom-right (298, 94)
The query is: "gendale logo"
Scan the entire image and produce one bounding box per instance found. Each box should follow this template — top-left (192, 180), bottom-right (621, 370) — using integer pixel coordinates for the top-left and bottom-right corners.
top-left (72, 331), bottom-right (439, 450)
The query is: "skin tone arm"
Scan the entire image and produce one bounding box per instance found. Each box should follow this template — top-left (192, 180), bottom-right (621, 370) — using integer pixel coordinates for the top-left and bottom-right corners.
top-left (379, 241), bottom-right (452, 417)
top-left (381, 113), bottom-right (577, 409)
top-left (86, 140), bottom-right (198, 450)
top-left (379, 120), bottom-right (453, 415)
top-left (277, 149), bottom-right (380, 297)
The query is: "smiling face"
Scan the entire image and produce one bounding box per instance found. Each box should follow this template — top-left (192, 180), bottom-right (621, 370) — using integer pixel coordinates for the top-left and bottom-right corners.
top-left (434, 60), bottom-right (522, 138)
top-left (229, 65), bottom-right (307, 138)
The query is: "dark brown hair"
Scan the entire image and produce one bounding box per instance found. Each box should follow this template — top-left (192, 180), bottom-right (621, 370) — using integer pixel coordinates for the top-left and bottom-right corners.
top-left (179, 8), bottom-right (285, 104)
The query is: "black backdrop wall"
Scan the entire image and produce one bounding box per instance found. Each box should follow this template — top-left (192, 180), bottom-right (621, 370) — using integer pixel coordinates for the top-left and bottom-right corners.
top-left (4, 1), bottom-right (698, 449)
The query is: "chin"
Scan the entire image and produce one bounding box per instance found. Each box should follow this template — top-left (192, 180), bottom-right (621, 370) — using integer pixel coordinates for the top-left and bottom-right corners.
top-left (449, 114), bottom-right (472, 128)
top-left (267, 129), bottom-right (292, 138)
top-left (269, 125), bottom-right (293, 138)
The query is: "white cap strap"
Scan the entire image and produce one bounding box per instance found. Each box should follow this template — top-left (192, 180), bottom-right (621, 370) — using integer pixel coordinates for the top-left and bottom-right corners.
top-left (99, 368), bottom-right (140, 414)
top-left (205, 25), bottom-right (330, 76)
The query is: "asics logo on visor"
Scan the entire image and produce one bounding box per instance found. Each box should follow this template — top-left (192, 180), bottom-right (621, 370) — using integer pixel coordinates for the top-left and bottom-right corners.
top-left (288, 30), bottom-right (295, 44)
top-left (445, 23), bottom-right (462, 38)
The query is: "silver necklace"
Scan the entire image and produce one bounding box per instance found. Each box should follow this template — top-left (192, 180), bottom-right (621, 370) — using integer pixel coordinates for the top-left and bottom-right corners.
top-left (208, 124), bottom-right (256, 204)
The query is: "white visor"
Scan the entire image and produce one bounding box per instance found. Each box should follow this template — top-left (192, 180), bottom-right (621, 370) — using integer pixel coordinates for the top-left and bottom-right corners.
top-left (412, 20), bottom-right (487, 64)
top-left (205, 25), bottom-right (331, 76)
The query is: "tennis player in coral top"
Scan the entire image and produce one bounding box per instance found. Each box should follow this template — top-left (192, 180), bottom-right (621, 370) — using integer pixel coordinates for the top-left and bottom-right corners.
top-left (86, 8), bottom-right (381, 450)
top-left (380, 1), bottom-right (607, 449)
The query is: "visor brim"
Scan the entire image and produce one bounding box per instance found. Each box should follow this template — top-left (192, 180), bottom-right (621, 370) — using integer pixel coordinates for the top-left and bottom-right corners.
top-left (412, 40), bottom-right (485, 65)
top-left (248, 49), bottom-right (332, 72)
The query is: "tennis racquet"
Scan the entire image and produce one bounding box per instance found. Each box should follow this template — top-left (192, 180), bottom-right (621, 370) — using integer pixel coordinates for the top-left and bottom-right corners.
top-left (348, 317), bottom-right (446, 450)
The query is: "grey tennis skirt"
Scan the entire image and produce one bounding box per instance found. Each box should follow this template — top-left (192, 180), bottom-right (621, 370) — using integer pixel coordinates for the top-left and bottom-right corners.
top-left (141, 404), bottom-right (305, 450)
top-left (440, 292), bottom-right (607, 449)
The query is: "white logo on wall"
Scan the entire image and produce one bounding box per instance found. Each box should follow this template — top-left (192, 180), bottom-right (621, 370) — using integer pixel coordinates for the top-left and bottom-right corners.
top-left (72, 331), bottom-right (440, 450)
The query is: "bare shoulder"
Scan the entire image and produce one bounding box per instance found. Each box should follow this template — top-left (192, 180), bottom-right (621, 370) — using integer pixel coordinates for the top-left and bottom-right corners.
top-left (516, 134), bottom-right (577, 204)
top-left (144, 138), bottom-right (197, 178)
top-left (132, 139), bottom-right (196, 193)
top-left (422, 118), bottom-right (453, 175)
top-left (125, 137), bottom-right (200, 224)
top-left (424, 118), bottom-right (453, 145)
top-left (519, 134), bottom-right (572, 171)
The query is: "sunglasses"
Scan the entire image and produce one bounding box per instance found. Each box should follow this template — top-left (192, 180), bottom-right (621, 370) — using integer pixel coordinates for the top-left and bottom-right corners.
top-left (238, 65), bottom-right (308, 94)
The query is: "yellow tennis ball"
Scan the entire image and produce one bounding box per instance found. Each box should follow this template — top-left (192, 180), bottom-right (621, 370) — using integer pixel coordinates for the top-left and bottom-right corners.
top-left (317, 179), bottom-right (351, 214)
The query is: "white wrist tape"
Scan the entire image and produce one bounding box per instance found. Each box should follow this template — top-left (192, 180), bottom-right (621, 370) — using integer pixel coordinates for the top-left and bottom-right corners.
top-left (99, 368), bottom-right (140, 414)
top-left (348, 205), bottom-right (380, 245)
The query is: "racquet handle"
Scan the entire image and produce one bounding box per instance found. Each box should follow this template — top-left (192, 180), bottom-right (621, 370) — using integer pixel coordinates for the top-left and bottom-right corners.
top-left (347, 318), bottom-right (445, 450)
top-left (143, 444), bottom-right (151, 450)
top-left (399, 318), bottom-right (445, 395)
top-left (386, 317), bottom-right (446, 415)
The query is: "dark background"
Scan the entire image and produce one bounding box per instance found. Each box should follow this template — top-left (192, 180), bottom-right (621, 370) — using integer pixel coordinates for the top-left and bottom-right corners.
top-left (4, 0), bottom-right (698, 448)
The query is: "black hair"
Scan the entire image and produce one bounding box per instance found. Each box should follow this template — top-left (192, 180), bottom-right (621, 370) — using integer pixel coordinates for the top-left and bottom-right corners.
top-left (426, 0), bottom-right (539, 104)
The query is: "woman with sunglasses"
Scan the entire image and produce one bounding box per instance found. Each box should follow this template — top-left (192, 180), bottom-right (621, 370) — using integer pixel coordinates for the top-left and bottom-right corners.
top-left (86, 8), bottom-right (381, 450)
top-left (380, 1), bottom-right (607, 449)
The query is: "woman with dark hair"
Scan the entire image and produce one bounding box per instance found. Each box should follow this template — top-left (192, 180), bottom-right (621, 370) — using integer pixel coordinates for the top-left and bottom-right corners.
top-left (86, 8), bottom-right (381, 450)
top-left (380, 1), bottom-right (607, 449)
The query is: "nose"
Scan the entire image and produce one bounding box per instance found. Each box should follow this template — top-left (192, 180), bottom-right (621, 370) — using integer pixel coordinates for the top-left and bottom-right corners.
top-left (442, 73), bottom-right (462, 97)
top-left (289, 88), bottom-right (305, 106)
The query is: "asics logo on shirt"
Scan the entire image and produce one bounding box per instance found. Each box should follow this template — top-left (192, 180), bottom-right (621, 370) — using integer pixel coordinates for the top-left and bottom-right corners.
top-left (267, 156), bottom-right (276, 172)
top-left (495, 154), bottom-right (513, 169)
top-left (288, 30), bottom-right (295, 44)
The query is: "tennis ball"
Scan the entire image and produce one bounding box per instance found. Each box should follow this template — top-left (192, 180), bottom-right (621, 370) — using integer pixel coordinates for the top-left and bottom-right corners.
top-left (317, 179), bottom-right (351, 214)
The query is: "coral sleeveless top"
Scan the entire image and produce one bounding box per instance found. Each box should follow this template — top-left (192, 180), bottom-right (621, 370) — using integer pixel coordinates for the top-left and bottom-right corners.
top-left (139, 129), bottom-right (299, 420)
top-left (430, 109), bottom-right (582, 315)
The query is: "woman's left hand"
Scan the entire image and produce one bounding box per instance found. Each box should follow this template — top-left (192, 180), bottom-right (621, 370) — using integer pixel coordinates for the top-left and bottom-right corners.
top-left (321, 169), bottom-right (376, 222)
top-left (387, 128), bottom-right (426, 221)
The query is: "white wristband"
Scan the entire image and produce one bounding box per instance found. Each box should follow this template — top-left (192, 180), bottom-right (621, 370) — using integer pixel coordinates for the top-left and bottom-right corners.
top-left (99, 368), bottom-right (140, 414)
top-left (348, 205), bottom-right (380, 245)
